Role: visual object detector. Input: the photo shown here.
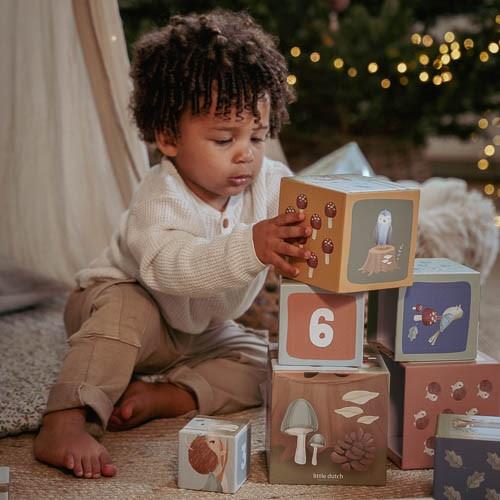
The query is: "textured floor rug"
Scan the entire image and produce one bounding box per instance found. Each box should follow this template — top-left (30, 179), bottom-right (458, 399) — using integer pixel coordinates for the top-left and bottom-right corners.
top-left (0, 256), bottom-right (498, 498)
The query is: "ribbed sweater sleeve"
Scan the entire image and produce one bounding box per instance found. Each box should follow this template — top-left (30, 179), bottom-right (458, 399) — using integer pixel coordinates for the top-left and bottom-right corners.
top-left (127, 198), bottom-right (266, 298)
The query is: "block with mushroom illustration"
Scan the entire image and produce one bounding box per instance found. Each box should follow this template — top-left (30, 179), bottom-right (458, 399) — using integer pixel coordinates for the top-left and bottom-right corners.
top-left (278, 175), bottom-right (420, 293)
top-left (433, 413), bottom-right (500, 500)
top-left (178, 416), bottom-right (251, 494)
top-left (381, 351), bottom-right (500, 470)
top-left (368, 258), bottom-right (480, 362)
top-left (266, 347), bottom-right (389, 485)
top-left (278, 278), bottom-right (364, 367)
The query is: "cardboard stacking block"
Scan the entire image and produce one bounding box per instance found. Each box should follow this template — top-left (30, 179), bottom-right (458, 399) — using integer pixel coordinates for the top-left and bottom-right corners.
top-left (0, 467), bottom-right (8, 500)
top-left (278, 175), bottom-right (420, 293)
top-left (368, 258), bottom-right (480, 362)
top-left (433, 414), bottom-right (500, 500)
top-left (178, 416), bottom-right (250, 494)
top-left (382, 351), bottom-right (500, 470)
top-left (278, 278), bottom-right (364, 367)
top-left (266, 347), bottom-right (389, 485)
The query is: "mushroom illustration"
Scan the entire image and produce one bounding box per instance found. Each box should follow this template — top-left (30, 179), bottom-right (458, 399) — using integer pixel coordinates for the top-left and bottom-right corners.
top-left (425, 382), bottom-right (441, 402)
top-left (309, 434), bottom-right (326, 466)
top-left (296, 194), bottom-right (308, 214)
top-left (477, 380), bottom-right (493, 399)
top-left (423, 436), bottom-right (436, 456)
top-left (414, 410), bottom-right (429, 430)
top-left (307, 252), bottom-right (318, 278)
top-left (322, 238), bottom-right (334, 264)
top-left (310, 214), bottom-right (322, 240)
top-left (280, 398), bottom-right (319, 465)
top-left (451, 381), bottom-right (466, 401)
top-left (325, 202), bottom-right (337, 228)
top-left (285, 206), bottom-right (296, 214)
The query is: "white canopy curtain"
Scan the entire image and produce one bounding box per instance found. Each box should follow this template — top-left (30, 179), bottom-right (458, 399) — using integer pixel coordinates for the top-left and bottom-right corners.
top-left (0, 0), bottom-right (148, 286)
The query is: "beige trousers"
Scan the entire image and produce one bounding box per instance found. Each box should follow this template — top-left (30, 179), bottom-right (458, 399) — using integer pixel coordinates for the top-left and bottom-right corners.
top-left (45, 280), bottom-right (268, 426)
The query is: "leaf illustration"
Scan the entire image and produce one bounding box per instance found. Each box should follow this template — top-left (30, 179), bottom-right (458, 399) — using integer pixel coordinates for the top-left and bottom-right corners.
top-left (357, 415), bottom-right (379, 424)
top-left (467, 471), bottom-right (485, 489)
top-left (342, 390), bottom-right (379, 405)
top-left (334, 406), bottom-right (363, 418)
top-left (487, 452), bottom-right (500, 471)
top-left (443, 485), bottom-right (461, 500)
top-left (444, 449), bottom-right (463, 468)
top-left (485, 489), bottom-right (500, 500)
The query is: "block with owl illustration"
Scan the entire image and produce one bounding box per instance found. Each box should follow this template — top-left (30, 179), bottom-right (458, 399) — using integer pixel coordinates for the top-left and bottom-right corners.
top-left (266, 345), bottom-right (389, 485)
top-left (381, 351), bottom-right (500, 470)
top-left (368, 258), bottom-right (480, 362)
top-left (178, 416), bottom-right (250, 493)
top-left (278, 278), bottom-right (364, 367)
top-left (278, 175), bottom-right (420, 293)
top-left (433, 413), bottom-right (500, 500)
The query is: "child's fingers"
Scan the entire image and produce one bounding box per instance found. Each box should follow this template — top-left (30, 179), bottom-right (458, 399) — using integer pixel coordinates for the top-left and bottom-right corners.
top-left (270, 254), bottom-right (300, 277)
top-left (274, 211), bottom-right (305, 226)
top-left (275, 241), bottom-right (310, 260)
top-left (277, 224), bottom-right (311, 239)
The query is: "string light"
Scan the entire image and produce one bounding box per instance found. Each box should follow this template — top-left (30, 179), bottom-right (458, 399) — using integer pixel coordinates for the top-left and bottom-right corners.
top-left (478, 159), bottom-right (489, 170)
top-left (450, 42), bottom-right (460, 51)
top-left (419, 71), bottom-right (429, 82)
top-left (347, 67), bottom-right (358, 77)
top-left (287, 74), bottom-right (297, 85)
top-left (480, 51), bottom-right (490, 62)
top-left (451, 50), bottom-right (461, 60)
top-left (419, 54), bottom-right (430, 65)
top-left (441, 54), bottom-right (451, 65)
top-left (495, 216), bottom-right (500, 228)
top-left (433, 75), bottom-right (443, 85)
top-left (493, 135), bottom-right (500, 146)
top-left (441, 71), bottom-right (453, 82)
top-left (381, 78), bottom-right (391, 88)
top-left (411, 33), bottom-right (422, 44)
top-left (439, 43), bottom-right (449, 54)
top-left (397, 62), bottom-right (407, 73)
top-left (484, 184), bottom-right (494, 195)
top-left (333, 58), bottom-right (344, 69)
top-left (290, 46), bottom-right (301, 57)
top-left (478, 118), bottom-right (489, 129)
top-left (496, 15), bottom-right (500, 24)
top-left (310, 52), bottom-right (320, 63)
top-left (433, 59), bottom-right (443, 69)
top-left (493, 117), bottom-right (500, 126)
top-left (484, 145), bottom-right (495, 156)
top-left (444, 32), bottom-right (455, 43)
top-left (368, 62), bottom-right (379, 73)
top-left (422, 35), bottom-right (433, 47)
top-left (400, 76), bottom-right (409, 85)
top-left (488, 42), bottom-right (499, 54)
top-left (464, 38), bottom-right (474, 49)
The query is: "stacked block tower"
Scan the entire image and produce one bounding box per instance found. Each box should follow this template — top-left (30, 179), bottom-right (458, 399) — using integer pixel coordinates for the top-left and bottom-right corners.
top-left (265, 174), bottom-right (420, 485)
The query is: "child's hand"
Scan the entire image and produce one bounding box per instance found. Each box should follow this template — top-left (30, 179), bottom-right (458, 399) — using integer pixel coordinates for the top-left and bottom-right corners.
top-left (253, 212), bottom-right (311, 278)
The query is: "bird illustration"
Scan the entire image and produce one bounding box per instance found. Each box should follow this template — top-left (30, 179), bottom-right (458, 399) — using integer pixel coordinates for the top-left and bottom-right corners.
top-left (425, 382), bottom-right (441, 402)
top-left (373, 209), bottom-right (392, 246)
top-left (428, 305), bottom-right (464, 345)
top-left (451, 381), bottom-right (467, 401)
top-left (414, 410), bottom-right (429, 429)
top-left (477, 380), bottom-right (493, 399)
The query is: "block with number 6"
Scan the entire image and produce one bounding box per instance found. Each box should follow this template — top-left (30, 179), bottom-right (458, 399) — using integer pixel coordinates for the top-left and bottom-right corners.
top-left (279, 278), bottom-right (364, 367)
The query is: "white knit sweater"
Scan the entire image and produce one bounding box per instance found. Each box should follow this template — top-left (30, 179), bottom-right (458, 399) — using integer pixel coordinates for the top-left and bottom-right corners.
top-left (76, 156), bottom-right (292, 334)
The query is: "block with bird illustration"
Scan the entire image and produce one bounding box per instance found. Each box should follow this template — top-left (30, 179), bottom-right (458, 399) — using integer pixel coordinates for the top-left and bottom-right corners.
top-left (368, 258), bottom-right (480, 362)
top-left (278, 175), bottom-right (420, 293)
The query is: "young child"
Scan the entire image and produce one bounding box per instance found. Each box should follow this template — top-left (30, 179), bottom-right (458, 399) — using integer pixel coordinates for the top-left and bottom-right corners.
top-left (34, 9), bottom-right (312, 479)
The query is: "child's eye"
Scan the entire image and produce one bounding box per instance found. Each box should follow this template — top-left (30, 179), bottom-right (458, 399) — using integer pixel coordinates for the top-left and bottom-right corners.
top-left (213, 139), bottom-right (232, 145)
top-left (251, 137), bottom-right (265, 144)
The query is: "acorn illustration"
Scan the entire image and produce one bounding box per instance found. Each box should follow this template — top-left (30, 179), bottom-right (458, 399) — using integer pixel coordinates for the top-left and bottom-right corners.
top-left (322, 238), bottom-right (334, 264)
top-left (414, 410), bottom-right (429, 430)
top-left (330, 428), bottom-right (375, 472)
top-left (285, 206), bottom-right (296, 214)
top-left (310, 214), bottom-right (322, 240)
top-left (423, 436), bottom-right (436, 456)
top-left (477, 380), bottom-right (493, 399)
top-left (296, 194), bottom-right (308, 213)
top-left (307, 252), bottom-right (318, 278)
top-left (324, 202), bottom-right (337, 228)
top-left (451, 381), bottom-right (466, 401)
top-left (425, 382), bottom-right (441, 402)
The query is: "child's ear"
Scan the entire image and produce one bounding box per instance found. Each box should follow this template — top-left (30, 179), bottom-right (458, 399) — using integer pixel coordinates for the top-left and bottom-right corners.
top-left (155, 131), bottom-right (178, 157)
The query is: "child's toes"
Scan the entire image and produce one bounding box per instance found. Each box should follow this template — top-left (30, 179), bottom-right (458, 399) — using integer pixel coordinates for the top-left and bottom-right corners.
top-left (73, 456), bottom-right (84, 477)
top-left (64, 452), bottom-right (75, 471)
top-left (120, 401), bottom-right (135, 421)
top-left (91, 455), bottom-right (101, 478)
top-left (99, 451), bottom-right (117, 477)
top-left (82, 455), bottom-right (93, 478)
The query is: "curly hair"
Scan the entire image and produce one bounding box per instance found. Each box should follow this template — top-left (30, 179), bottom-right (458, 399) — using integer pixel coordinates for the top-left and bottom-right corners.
top-left (129, 9), bottom-right (295, 143)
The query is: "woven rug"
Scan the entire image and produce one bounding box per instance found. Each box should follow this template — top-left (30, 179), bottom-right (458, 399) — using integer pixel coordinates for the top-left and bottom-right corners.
top-left (1, 256), bottom-right (498, 498)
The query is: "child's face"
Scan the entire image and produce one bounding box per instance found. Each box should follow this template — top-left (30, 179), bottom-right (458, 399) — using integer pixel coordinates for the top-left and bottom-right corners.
top-left (157, 97), bottom-right (270, 211)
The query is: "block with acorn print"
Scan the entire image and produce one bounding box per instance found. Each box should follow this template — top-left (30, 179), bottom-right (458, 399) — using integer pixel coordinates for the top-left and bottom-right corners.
top-left (279, 175), bottom-right (420, 293)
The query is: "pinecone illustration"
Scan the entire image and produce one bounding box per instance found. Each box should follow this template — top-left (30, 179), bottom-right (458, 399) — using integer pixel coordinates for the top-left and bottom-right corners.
top-left (330, 428), bottom-right (376, 472)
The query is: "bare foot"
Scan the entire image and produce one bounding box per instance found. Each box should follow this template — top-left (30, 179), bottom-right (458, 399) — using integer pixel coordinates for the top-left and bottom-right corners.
top-left (107, 379), bottom-right (196, 431)
top-left (34, 408), bottom-right (117, 478)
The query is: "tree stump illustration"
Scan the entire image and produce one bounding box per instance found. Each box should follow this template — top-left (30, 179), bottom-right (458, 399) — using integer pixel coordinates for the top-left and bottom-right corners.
top-left (358, 245), bottom-right (398, 276)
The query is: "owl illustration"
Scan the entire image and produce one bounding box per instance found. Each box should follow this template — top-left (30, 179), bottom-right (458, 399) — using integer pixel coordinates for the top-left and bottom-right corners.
top-left (373, 209), bottom-right (392, 246)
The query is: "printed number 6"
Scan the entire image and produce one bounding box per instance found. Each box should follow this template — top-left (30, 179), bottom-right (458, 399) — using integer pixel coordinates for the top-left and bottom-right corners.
top-left (309, 307), bottom-right (334, 347)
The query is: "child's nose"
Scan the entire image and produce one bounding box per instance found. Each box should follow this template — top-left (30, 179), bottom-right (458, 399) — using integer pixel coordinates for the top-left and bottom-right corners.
top-left (234, 143), bottom-right (254, 163)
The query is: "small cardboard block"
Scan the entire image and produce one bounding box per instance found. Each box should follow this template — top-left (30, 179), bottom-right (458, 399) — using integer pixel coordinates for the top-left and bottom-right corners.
top-left (433, 414), bottom-right (500, 500)
top-left (382, 351), bottom-right (500, 470)
top-left (368, 258), bottom-right (480, 362)
top-left (178, 416), bottom-right (250, 494)
top-left (279, 277), bottom-right (364, 366)
top-left (266, 346), bottom-right (389, 485)
top-left (0, 467), bottom-right (9, 500)
top-left (278, 175), bottom-right (420, 293)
